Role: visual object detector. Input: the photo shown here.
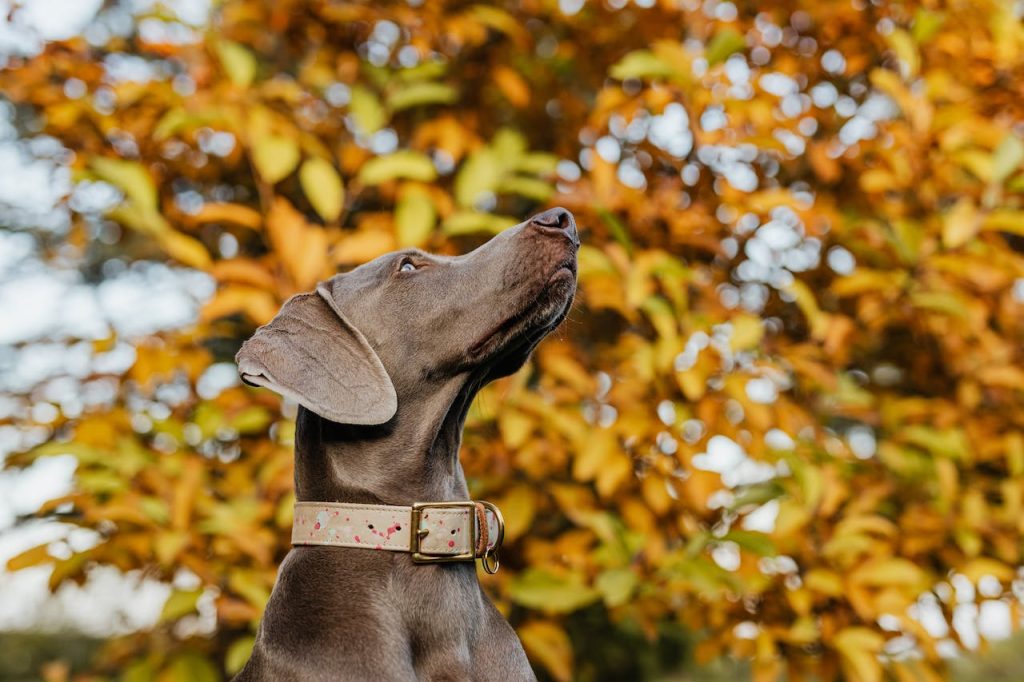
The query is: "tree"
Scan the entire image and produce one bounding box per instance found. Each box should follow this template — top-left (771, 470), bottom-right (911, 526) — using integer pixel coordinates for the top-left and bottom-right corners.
top-left (2, 1), bottom-right (1023, 680)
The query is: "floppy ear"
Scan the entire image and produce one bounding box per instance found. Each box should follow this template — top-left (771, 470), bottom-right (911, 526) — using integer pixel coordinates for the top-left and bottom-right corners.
top-left (235, 284), bottom-right (397, 425)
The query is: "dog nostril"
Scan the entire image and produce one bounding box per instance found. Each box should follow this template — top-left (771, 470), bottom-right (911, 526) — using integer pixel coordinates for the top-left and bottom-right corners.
top-left (531, 207), bottom-right (572, 229)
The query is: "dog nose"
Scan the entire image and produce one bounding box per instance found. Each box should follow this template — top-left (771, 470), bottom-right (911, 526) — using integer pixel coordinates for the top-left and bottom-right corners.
top-left (529, 207), bottom-right (579, 247)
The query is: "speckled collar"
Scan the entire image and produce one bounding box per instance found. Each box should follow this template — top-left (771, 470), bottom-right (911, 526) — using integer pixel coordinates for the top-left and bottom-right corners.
top-left (292, 500), bottom-right (505, 573)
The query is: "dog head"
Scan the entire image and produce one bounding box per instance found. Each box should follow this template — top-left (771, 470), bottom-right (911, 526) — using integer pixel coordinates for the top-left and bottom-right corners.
top-left (236, 207), bottom-right (579, 426)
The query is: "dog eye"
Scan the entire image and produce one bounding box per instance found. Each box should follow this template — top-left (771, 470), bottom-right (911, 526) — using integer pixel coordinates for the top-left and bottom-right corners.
top-left (399, 259), bottom-right (417, 273)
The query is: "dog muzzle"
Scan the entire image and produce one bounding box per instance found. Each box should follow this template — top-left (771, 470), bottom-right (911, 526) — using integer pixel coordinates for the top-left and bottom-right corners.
top-left (292, 500), bottom-right (505, 574)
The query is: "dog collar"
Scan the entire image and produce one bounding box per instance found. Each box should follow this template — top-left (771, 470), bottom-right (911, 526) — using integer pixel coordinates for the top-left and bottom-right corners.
top-left (292, 500), bottom-right (505, 574)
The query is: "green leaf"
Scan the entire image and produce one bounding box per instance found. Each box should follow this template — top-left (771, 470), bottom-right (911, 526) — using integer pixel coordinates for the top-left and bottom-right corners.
top-left (160, 588), bottom-right (202, 622)
top-left (140, 496), bottom-right (170, 524)
top-left (251, 135), bottom-right (300, 184)
top-left (597, 208), bottom-right (633, 254)
top-left (455, 148), bottom-right (502, 207)
top-left (226, 635), bottom-right (257, 675)
top-left (498, 176), bottom-right (554, 202)
top-left (90, 157), bottom-right (157, 212)
top-left (509, 569), bottom-right (600, 613)
top-left (900, 425), bottom-right (969, 460)
top-left (395, 188), bottom-right (436, 247)
top-left (388, 82), bottom-right (458, 111)
top-left (911, 9), bottom-right (946, 43)
top-left (721, 530), bottom-right (777, 557)
top-left (595, 568), bottom-right (638, 607)
top-left (609, 50), bottom-right (676, 80)
top-left (396, 60), bottom-right (448, 82)
top-left (512, 152), bottom-right (559, 175)
top-left (706, 29), bottom-right (746, 66)
top-left (166, 653), bottom-right (220, 682)
top-left (216, 40), bottom-right (257, 88)
top-left (358, 151), bottom-right (437, 185)
top-left (491, 128), bottom-right (527, 162)
top-left (230, 406), bottom-right (274, 434)
top-left (228, 569), bottom-right (271, 609)
top-left (441, 211), bottom-right (517, 236)
top-left (299, 157), bottom-right (345, 222)
top-left (349, 85), bottom-right (387, 135)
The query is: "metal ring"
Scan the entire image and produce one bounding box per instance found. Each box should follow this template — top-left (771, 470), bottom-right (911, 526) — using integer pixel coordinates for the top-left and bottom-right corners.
top-left (481, 548), bottom-right (500, 574)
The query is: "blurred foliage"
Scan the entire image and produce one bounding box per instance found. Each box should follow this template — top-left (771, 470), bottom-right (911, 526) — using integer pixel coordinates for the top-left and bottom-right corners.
top-left (2, 0), bottom-right (1024, 680)
top-left (0, 632), bottom-right (101, 682)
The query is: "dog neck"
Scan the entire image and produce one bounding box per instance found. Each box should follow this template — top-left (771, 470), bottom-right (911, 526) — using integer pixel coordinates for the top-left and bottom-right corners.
top-left (292, 372), bottom-right (479, 505)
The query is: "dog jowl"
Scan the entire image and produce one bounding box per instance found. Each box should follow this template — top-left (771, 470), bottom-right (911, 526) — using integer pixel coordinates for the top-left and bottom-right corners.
top-left (233, 208), bottom-right (578, 681)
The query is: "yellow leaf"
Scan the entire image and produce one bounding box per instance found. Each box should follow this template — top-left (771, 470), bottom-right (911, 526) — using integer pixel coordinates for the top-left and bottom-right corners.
top-left (804, 569), bottom-right (844, 597)
top-left (992, 134), bottom-right (1024, 183)
top-left (216, 40), bottom-right (256, 88)
top-left (518, 621), bottom-right (573, 682)
top-left (107, 203), bottom-right (171, 235)
top-left (942, 198), bottom-right (980, 249)
top-left (394, 187), bottom-right (436, 247)
top-left (730, 314), bottom-right (764, 351)
top-left (441, 210), bottom-right (517, 235)
top-left (266, 197), bottom-right (329, 289)
top-left (498, 408), bottom-right (533, 449)
top-left (455, 147), bottom-right (502, 207)
top-left (496, 484), bottom-right (536, 542)
top-left (959, 558), bottom-right (1015, 583)
top-left (596, 452), bottom-right (632, 498)
top-left (156, 230), bottom-right (212, 269)
top-left (509, 569), bottom-right (599, 613)
top-left (6, 544), bottom-right (52, 571)
top-left (595, 568), bottom-right (638, 607)
top-left (833, 627), bottom-right (884, 682)
top-left (299, 157), bottom-right (345, 222)
top-left (90, 156), bottom-right (157, 211)
top-left (334, 228), bottom-right (395, 265)
top-left (154, 530), bottom-right (189, 565)
top-left (493, 65), bottom-right (529, 107)
top-left (982, 210), bottom-right (1024, 236)
top-left (160, 588), bottom-right (202, 622)
top-left (252, 135), bottom-right (300, 184)
top-left (349, 85), bottom-right (386, 135)
top-left (201, 285), bottom-right (279, 325)
top-left (785, 279), bottom-right (828, 339)
top-left (387, 81), bottom-right (458, 111)
top-left (226, 636), bottom-right (256, 675)
top-left (609, 49), bottom-right (676, 80)
top-left (573, 430), bottom-right (615, 482)
top-left (161, 653), bottom-right (218, 682)
top-left (191, 202), bottom-right (262, 229)
top-left (358, 151), bottom-right (437, 185)
top-left (849, 557), bottom-right (926, 588)
top-left (886, 29), bottom-right (919, 77)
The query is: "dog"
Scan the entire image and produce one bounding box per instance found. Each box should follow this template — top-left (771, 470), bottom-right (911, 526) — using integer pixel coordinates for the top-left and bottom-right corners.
top-left (233, 207), bottom-right (579, 681)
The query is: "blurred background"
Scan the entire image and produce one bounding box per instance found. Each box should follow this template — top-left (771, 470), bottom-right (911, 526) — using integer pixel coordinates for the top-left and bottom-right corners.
top-left (1, 0), bottom-right (1023, 680)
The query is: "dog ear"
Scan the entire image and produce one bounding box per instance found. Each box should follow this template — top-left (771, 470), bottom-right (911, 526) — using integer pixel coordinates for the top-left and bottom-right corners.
top-left (235, 284), bottom-right (397, 425)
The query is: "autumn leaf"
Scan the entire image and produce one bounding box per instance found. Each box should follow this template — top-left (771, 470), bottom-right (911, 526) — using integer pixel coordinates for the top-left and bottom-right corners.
top-left (300, 157), bottom-right (345, 222)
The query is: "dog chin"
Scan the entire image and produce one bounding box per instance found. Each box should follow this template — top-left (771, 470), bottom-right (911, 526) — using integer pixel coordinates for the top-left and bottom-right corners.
top-left (497, 275), bottom-right (575, 352)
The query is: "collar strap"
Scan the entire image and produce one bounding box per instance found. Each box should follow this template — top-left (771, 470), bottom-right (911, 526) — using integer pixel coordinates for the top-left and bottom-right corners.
top-left (292, 500), bottom-right (505, 573)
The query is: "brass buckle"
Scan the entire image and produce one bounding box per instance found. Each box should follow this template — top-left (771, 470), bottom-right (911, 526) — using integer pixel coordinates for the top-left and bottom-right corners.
top-left (410, 501), bottom-right (478, 564)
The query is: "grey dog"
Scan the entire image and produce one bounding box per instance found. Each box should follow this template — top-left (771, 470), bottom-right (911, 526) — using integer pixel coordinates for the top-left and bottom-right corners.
top-left (232, 207), bottom-right (579, 681)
